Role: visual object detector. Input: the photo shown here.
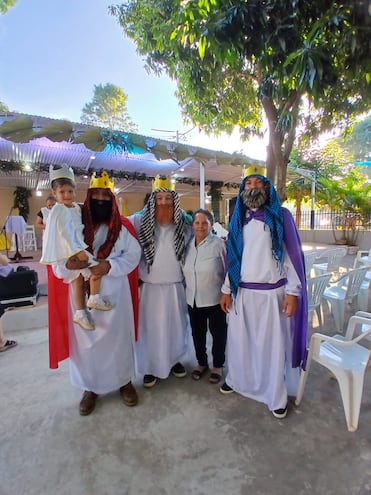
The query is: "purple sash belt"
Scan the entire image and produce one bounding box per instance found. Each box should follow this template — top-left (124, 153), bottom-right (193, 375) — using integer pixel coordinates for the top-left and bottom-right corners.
top-left (239, 278), bottom-right (287, 290)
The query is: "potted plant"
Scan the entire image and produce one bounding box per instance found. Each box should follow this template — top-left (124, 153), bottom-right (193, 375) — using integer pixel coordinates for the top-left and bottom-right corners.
top-left (13, 186), bottom-right (32, 222)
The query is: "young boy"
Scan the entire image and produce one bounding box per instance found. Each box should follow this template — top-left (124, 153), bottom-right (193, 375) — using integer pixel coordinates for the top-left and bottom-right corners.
top-left (40, 165), bottom-right (111, 330)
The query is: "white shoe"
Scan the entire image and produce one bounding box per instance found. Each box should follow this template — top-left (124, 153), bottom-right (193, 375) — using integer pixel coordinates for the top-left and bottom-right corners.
top-left (73, 311), bottom-right (95, 331)
top-left (87, 297), bottom-right (112, 311)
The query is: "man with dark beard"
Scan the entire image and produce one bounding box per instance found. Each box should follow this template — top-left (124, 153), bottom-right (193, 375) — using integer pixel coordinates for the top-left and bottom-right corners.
top-left (220, 165), bottom-right (307, 419)
top-left (129, 176), bottom-right (193, 388)
top-left (48, 171), bottom-right (141, 415)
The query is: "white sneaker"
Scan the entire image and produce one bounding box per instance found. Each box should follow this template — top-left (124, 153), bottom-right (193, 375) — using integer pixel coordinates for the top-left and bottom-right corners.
top-left (87, 297), bottom-right (112, 311)
top-left (73, 311), bottom-right (95, 331)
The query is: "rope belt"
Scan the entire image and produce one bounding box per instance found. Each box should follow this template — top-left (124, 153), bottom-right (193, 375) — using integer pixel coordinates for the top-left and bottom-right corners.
top-left (239, 278), bottom-right (287, 290)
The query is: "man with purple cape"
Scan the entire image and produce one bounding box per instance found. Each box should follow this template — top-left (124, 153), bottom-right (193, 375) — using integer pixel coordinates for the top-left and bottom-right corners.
top-left (220, 165), bottom-right (308, 419)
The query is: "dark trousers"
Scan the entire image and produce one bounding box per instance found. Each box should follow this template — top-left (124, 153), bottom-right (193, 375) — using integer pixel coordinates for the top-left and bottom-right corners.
top-left (188, 303), bottom-right (227, 368)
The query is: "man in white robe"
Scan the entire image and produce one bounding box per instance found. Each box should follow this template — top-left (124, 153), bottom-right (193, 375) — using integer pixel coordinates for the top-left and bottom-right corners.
top-left (129, 176), bottom-right (193, 388)
top-left (220, 166), bottom-right (307, 419)
top-left (49, 172), bottom-right (141, 415)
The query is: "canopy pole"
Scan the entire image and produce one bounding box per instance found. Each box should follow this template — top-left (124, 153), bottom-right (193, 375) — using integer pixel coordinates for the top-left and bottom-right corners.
top-left (199, 162), bottom-right (205, 208)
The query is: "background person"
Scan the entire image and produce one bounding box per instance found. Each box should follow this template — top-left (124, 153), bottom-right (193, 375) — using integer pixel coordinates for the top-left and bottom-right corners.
top-left (183, 209), bottom-right (227, 384)
top-left (129, 176), bottom-right (193, 388)
top-left (220, 165), bottom-right (307, 419)
top-left (49, 171), bottom-right (141, 415)
top-left (0, 253), bottom-right (17, 352)
top-left (35, 195), bottom-right (56, 231)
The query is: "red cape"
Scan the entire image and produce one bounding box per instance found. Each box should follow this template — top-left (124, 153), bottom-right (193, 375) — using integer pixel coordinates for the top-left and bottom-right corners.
top-left (48, 216), bottom-right (139, 369)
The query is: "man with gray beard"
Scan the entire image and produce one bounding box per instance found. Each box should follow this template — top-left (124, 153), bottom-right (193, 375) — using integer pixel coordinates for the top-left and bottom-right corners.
top-left (220, 165), bottom-right (307, 419)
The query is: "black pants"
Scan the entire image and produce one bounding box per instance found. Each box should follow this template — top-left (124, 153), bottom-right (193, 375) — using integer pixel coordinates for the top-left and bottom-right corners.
top-left (188, 303), bottom-right (227, 368)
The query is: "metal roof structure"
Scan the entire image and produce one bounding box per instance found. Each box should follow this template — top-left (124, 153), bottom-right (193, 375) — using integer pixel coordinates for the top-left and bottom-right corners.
top-left (0, 113), bottom-right (263, 199)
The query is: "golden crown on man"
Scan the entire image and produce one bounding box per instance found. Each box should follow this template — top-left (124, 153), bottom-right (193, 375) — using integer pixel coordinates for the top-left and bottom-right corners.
top-left (90, 171), bottom-right (114, 192)
top-left (152, 175), bottom-right (175, 192)
top-left (243, 164), bottom-right (266, 178)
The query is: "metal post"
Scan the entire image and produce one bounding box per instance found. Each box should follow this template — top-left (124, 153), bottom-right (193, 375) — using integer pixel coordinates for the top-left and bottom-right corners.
top-left (199, 162), bottom-right (205, 208)
top-left (310, 173), bottom-right (316, 230)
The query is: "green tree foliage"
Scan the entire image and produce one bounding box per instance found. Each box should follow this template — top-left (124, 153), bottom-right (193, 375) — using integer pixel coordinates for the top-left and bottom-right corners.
top-left (342, 114), bottom-right (371, 162)
top-left (0, 100), bottom-right (9, 112)
top-left (110, 0), bottom-right (371, 200)
top-left (287, 140), bottom-right (351, 226)
top-left (81, 83), bottom-right (138, 132)
top-left (0, 0), bottom-right (16, 14)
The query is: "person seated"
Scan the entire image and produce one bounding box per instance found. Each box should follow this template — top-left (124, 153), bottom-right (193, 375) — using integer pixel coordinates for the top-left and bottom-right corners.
top-left (0, 253), bottom-right (17, 352)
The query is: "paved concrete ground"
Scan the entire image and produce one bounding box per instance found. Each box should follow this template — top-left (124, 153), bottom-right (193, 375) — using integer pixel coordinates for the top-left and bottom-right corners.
top-left (1, 247), bottom-right (371, 495)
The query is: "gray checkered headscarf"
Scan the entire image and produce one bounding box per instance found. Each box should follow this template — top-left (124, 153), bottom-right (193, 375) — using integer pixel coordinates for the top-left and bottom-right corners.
top-left (138, 188), bottom-right (187, 269)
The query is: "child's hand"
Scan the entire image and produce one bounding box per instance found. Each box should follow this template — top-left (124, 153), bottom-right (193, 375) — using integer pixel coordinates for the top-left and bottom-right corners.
top-left (66, 255), bottom-right (89, 270)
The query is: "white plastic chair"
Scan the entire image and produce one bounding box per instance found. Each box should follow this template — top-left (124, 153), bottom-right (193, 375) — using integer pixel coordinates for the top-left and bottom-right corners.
top-left (346, 311), bottom-right (371, 347)
top-left (307, 273), bottom-right (331, 327)
top-left (353, 250), bottom-right (371, 312)
top-left (22, 225), bottom-right (38, 251)
top-left (313, 247), bottom-right (348, 276)
top-left (295, 314), bottom-right (371, 432)
top-left (304, 251), bottom-right (318, 278)
top-left (322, 267), bottom-right (368, 332)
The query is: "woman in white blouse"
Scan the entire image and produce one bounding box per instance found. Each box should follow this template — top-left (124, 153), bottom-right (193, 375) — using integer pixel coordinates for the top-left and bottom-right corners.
top-left (183, 209), bottom-right (227, 384)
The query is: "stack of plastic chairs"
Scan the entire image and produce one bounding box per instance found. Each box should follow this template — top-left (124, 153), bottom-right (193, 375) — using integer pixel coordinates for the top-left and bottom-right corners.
top-left (322, 267), bottom-right (368, 332)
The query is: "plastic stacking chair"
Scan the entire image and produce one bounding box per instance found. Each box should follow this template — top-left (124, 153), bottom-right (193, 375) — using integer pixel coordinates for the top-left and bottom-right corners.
top-left (307, 273), bottom-right (331, 327)
top-left (353, 250), bottom-right (371, 312)
top-left (304, 251), bottom-right (318, 278)
top-left (346, 311), bottom-right (371, 346)
top-left (313, 247), bottom-right (348, 276)
top-left (322, 267), bottom-right (368, 332)
top-left (295, 313), bottom-right (371, 432)
top-left (22, 225), bottom-right (38, 251)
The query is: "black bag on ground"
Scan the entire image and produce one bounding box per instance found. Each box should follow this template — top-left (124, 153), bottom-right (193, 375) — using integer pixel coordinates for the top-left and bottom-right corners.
top-left (0, 269), bottom-right (39, 308)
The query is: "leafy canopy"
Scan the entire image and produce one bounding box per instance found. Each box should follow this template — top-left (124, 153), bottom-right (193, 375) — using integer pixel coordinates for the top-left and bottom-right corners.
top-left (81, 83), bottom-right (138, 132)
top-left (111, 0), bottom-right (371, 199)
top-left (0, 0), bottom-right (16, 14)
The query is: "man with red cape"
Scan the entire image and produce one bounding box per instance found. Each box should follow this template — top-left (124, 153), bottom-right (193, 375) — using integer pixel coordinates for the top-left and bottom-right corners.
top-left (47, 170), bottom-right (141, 415)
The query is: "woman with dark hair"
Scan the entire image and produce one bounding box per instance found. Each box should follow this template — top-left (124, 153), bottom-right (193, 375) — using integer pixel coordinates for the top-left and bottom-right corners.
top-left (183, 208), bottom-right (227, 384)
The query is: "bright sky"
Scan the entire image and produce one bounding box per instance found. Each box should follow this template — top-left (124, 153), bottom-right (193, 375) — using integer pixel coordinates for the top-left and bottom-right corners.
top-left (0, 0), bottom-right (267, 159)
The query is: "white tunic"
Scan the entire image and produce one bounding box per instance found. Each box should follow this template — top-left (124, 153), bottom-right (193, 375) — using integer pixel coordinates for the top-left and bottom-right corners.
top-left (222, 217), bottom-right (302, 411)
top-left (53, 224), bottom-right (142, 394)
top-left (41, 202), bottom-right (87, 263)
top-left (129, 214), bottom-right (193, 378)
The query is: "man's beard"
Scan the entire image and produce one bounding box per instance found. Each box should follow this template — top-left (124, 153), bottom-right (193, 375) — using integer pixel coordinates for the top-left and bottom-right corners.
top-left (155, 205), bottom-right (174, 225)
top-left (240, 187), bottom-right (268, 209)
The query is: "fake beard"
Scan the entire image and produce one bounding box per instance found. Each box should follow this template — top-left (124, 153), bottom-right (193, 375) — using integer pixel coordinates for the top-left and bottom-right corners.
top-left (240, 187), bottom-right (268, 209)
top-left (155, 205), bottom-right (174, 225)
top-left (90, 199), bottom-right (112, 224)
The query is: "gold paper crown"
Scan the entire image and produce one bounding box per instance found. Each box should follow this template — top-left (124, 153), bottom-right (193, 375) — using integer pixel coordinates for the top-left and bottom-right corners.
top-left (49, 164), bottom-right (75, 184)
top-left (89, 171), bottom-right (114, 192)
top-left (152, 175), bottom-right (175, 192)
top-left (243, 164), bottom-right (266, 178)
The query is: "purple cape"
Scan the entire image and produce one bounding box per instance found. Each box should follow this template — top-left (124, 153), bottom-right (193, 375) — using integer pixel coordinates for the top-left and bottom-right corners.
top-left (282, 208), bottom-right (308, 368)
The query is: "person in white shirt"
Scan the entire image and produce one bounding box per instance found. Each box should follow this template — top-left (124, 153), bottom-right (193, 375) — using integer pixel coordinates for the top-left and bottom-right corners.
top-left (183, 209), bottom-right (227, 384)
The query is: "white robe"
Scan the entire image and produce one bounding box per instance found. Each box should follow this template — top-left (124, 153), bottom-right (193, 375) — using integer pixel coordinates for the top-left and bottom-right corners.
top-left (53, 224), bottom-right (141, 394)
top-left (129, 215), bottom-right (193, 378)
top-left (223, 218), bottom-right (302, 411)
top-left (41, 202), bottom-right (87, 263)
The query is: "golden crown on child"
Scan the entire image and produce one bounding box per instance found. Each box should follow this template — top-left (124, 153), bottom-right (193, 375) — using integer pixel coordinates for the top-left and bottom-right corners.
top-left (49, 164), bottom-right (75, 183)
top-left (89, 171), bottom-right (114, 192)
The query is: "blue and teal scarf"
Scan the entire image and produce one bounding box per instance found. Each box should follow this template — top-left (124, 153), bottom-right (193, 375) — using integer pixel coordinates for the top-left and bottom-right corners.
top-left (227, 175), bottom-right (284, 298)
